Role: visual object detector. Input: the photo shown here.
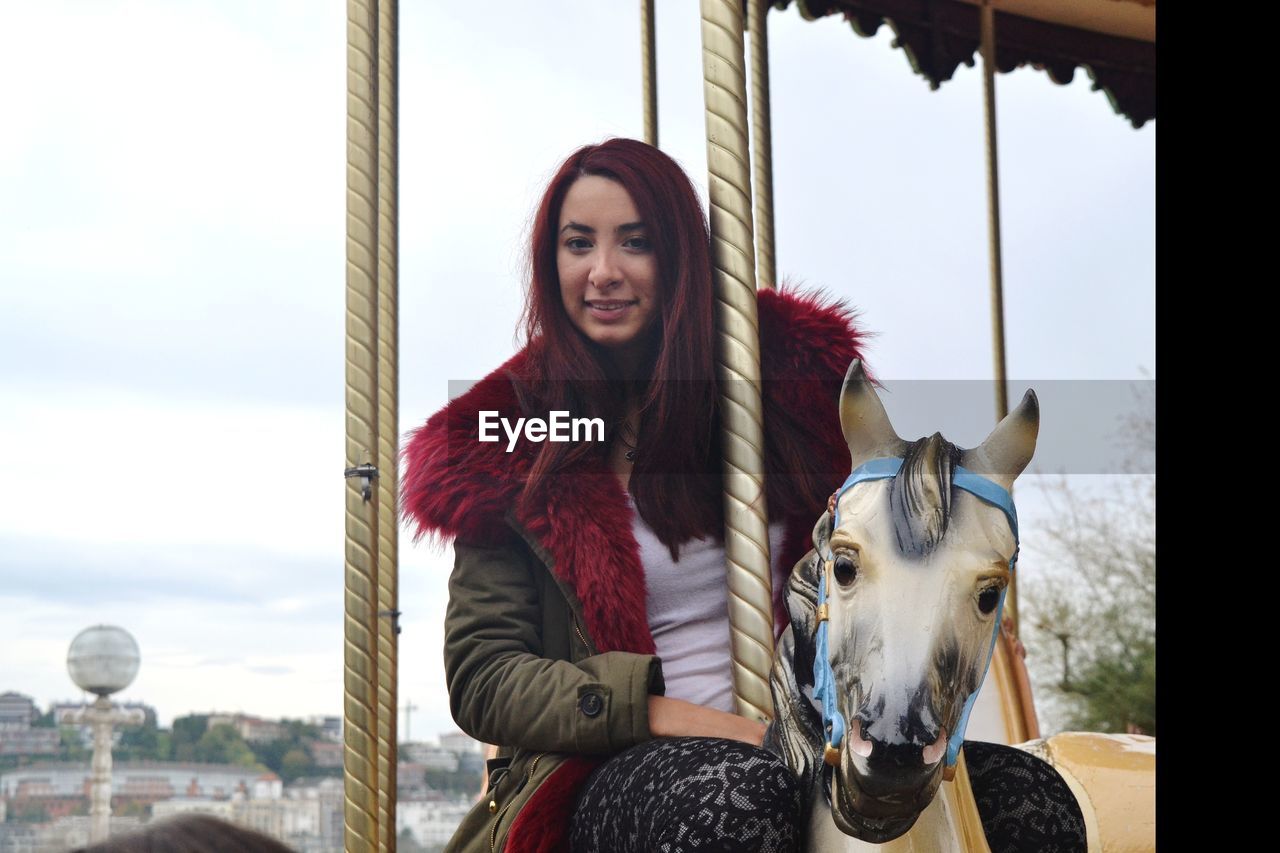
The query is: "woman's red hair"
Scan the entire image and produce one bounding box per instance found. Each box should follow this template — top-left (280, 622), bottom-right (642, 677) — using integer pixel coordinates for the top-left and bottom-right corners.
top-left (517, 138), bottom-right (722, 554)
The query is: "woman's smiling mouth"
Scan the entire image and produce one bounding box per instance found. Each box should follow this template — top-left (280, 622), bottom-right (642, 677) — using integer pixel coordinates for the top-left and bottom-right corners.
top-left (585, 299), bottom-right (639, 321)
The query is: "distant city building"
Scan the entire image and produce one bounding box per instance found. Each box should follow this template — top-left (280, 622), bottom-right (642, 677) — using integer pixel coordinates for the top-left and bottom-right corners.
top-left (309, 739), bottom-right (342, 769)
top-left (401, 743), bottom-right (459, 772)
top-left (27, 815), bottom-right (142, 852)
top-left (396, 762), bottom-right (429, 799)
top-left (0, 693), bottom-right (37, 731)
top-left (286, 776), bottom-right (344, 851)
top-left (307, 715), bottom-right (343, 743)
top-left (457, 749), bottom-right (484, 779)
top-left (148, 796), bottom-right (321, 849)
top-left (232, 796), bottom-right (321, 841)
top-left (206, 713), bottom-right (287, 744)
top-left (0, 822), bottom-right (35, 853)
top-left (149, 797), bottom-right (235, 822)
top-left (0, 729), bottom-right (59, 757)
top-left (437, 730), bottom-right (481, 755)
top-left (397, 797), bottom-right (474, 847)
top-left (0, 761), bottom-right (268, 819)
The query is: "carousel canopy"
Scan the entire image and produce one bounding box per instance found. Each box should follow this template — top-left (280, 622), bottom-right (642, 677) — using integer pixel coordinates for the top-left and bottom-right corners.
top-left (779, 0), bottom-right (1156, 127)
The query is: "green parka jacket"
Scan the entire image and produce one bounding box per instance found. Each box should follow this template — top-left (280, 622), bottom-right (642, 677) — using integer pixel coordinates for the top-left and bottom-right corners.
top-left (401, 288), bottom-right (867, 853)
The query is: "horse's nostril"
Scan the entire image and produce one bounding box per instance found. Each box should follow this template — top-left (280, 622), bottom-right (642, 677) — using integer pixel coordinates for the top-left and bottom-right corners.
top-left (865, 740), bottom-right (926, 772)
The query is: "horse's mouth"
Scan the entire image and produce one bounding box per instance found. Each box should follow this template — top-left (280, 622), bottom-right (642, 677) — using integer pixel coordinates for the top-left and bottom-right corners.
top-left (827, 741), bottom-right (945, 843)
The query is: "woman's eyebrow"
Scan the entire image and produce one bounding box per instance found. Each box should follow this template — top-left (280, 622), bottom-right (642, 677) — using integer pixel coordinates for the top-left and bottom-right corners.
top-left (560, 221), bottom-right (647, 235)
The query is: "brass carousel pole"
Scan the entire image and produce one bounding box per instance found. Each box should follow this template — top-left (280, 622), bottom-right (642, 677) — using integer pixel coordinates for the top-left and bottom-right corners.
top-left (979, 0), bottom-right (1014, 629)
top-left (979, 0), bottom-right (1039, 745)
top-left (980, 0), bottom-right (1009, 433)
top-left (345, 0), bottom-right (398, 849)
top-left (641, 0), bottom-right (658, 146)
top-left (748, 0), bottom-right (776, 290)
top-left (374, 0), bottom-right (400, 848)
top-left (699, 0), bottom-right (774, 721)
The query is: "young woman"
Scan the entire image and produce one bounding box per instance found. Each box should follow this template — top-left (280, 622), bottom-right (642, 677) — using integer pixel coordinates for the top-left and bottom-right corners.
top-left (402, 138), bottom-right (869, 853)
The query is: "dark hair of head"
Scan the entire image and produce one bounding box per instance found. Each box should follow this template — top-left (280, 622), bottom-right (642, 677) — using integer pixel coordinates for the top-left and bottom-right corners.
top-left (889, 432), bottom-right (962, 556)
top-left (72, 814), bottom-right (296, 853)
top-left (517, 138), bottom-right (722, 554)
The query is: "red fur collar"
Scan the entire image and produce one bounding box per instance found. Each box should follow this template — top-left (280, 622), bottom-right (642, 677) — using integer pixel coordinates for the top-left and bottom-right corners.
top-left (401, 287), bottom-right (867, 656)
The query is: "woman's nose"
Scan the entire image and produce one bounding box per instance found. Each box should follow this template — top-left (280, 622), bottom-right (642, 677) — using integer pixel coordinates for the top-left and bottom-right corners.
top-left (588, 249), bottom-right (622, 290)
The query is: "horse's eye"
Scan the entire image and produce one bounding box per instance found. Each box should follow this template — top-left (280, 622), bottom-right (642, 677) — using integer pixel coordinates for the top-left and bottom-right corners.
top-left (977, 587), bottom-right (1001, 615)
top-left (833, 554), bottom-right (858, 587)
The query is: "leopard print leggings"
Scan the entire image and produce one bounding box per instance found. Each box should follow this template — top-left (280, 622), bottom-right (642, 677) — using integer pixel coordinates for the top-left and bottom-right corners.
top-left (568, 737), bottom-right (802, 853)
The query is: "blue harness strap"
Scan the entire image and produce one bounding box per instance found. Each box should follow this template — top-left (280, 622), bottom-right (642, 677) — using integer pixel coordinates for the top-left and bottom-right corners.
top-left (813, 457), bottom-right (1019, 768)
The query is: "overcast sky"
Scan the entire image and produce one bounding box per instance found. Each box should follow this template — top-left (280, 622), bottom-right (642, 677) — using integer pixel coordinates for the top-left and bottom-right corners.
top-left (0, 1), bottom-right (1153, 740)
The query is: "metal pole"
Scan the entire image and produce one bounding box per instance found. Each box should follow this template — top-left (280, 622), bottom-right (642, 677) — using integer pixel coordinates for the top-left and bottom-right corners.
top-left (980, 0), bottom-right (1009, 426)
top-left (374, 0), bottom-right (400, 848)
top-left (88, 701), bottom-right (113, 843)
top-left (980, 0), bottom-right (1016, 637)
top-left (66, 697), bottom-right (143, 844)
top-left (345, 0), bottom-right (383, 849)
top-left (641, 0), bottom-right (658, 146)
top-left (980, 0), bottom-right (1038, 742)
top-left (748, 0), bottom-right (776, 289)
top-left (699, 0), bottom-right (775, 722)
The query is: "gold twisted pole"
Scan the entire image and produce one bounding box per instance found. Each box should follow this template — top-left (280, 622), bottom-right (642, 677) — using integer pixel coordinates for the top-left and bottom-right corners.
top-left (641, 0), bottom-right (658, 146)
top-left (979, 1), bottom-right (1040, 749)
top-left (345, 0), bottom-right (384, 849)
top-left (748, 0), bottom-right (776, 290)
top-left (700, 0), bottom-right (775, 721)
top-left (374, 0), bottom-right (399, 849)
top-left (979, 0), bottom-right (1014, 633)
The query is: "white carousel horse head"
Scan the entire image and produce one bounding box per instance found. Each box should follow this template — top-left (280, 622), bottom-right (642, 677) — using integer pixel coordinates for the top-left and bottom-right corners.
top-left (766, 359), bottom-right (1039, 843)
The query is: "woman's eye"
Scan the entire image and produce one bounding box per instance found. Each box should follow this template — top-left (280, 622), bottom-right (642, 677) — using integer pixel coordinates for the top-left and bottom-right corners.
top-left (623, 236), bottom-right (652, 251)
top-left (565, 237), bottom-right (591, 251)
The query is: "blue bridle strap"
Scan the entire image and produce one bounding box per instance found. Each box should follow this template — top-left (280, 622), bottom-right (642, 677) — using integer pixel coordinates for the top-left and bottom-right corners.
top-left (813, 457), bottom-right (1019, 768)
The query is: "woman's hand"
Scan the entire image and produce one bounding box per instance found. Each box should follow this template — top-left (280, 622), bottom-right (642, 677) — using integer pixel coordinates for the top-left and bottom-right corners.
top-left (647, 696), bottom-right (768, 746)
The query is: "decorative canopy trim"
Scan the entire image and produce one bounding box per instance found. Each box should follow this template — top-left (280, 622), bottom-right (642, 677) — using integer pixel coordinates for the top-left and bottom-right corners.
top-left (778, 0), bottom-right (1155, 128)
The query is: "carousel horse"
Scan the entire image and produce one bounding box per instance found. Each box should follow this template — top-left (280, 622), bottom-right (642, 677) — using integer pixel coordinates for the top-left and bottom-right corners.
top-left (763, 360), bottom-right (1155, 852)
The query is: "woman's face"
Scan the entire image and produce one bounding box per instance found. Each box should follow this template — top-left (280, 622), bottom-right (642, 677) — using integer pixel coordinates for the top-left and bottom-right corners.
top-left (557, 175), bottom-right (660, 361)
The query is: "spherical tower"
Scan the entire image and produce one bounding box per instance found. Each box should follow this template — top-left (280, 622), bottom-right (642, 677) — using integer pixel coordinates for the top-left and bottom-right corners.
top-left (65, 625), bottom-right (145, 843)
top-left (67, 625), bottom-right (140, 697)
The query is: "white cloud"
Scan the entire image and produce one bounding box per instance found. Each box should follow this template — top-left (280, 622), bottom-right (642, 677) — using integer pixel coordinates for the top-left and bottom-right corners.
top-left (0, 389), bottom-right (341, 554)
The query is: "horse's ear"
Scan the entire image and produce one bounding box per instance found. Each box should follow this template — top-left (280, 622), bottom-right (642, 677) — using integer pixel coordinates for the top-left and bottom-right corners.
top-left (962, 389), bottom-right (1040, 489)
top-left (839, 359), bottom-right (906, 468)
top-left (812, 510), bottom-right (832, 560)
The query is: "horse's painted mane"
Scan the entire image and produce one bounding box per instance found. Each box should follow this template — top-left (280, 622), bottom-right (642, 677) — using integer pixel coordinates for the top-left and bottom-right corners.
top-left (889, 433), bottom-right (963, 557)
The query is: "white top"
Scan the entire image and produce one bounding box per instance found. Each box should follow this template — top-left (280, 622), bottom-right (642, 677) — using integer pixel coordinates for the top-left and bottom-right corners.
top-left (630, 499), bottom-right (789, 712)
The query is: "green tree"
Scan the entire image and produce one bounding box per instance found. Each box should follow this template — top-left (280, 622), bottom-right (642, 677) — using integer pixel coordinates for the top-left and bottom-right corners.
top-left (280, 747), bottom-right (314, 782)
top-left (59, 727), bottom-right (90, 762)
top-left (1022, 393), bottom-right (1155, 735)
top-left (193, 724), bottom-right (258, 767)
top-left (117, 718), bottom-right (163, 761)
top-left (170, 714), bottom-right (210, 762)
